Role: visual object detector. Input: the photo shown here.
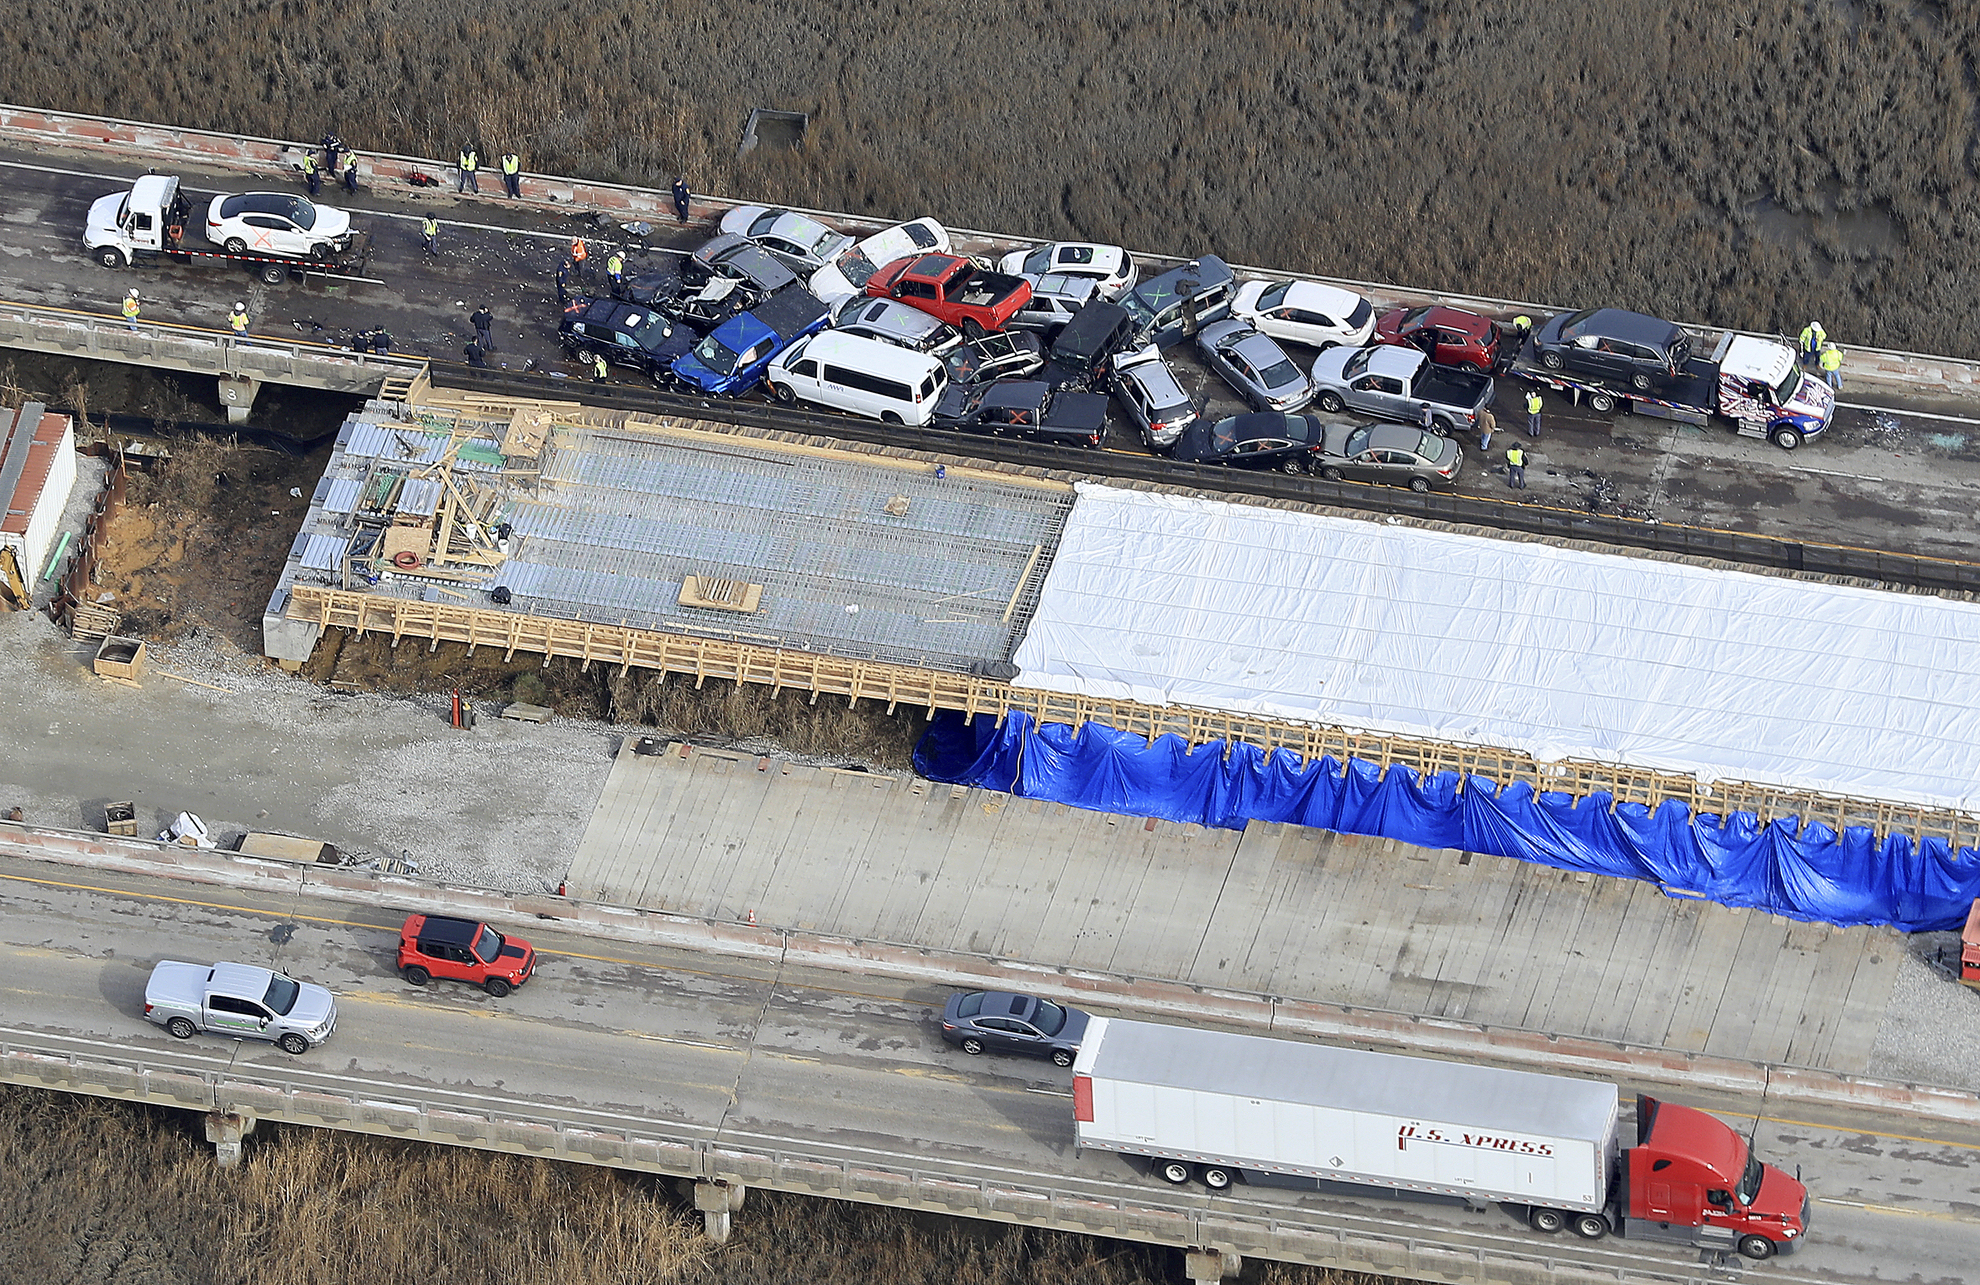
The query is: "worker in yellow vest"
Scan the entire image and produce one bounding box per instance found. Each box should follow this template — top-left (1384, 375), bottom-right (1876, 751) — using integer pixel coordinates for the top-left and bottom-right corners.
top-left (457, 145), bottom-right (479, 194)
top-left (1819, 342), bottom-right (1843, 391)
top-left (121, 289), bottom-right (141, 331)
top-left (1524, 388), bottom-right (1543, 439)
top-left (227, 302), bottom-right (248, 335)
top-left (500, 152), bottom-right (521, 198)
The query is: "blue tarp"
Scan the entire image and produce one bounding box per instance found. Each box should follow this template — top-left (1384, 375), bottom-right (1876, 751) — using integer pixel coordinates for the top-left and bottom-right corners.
top-left (914, 710), bottom-right (1980, 932)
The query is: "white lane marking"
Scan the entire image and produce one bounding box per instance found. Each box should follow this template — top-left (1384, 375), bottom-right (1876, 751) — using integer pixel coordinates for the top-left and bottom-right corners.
top-left (1025, 1086), bottom-right (1073, 1098)
top-left (1839, 401), bottom-right (1980, 425)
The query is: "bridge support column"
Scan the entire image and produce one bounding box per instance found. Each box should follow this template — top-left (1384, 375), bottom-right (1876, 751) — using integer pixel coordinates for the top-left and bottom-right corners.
top-left (1184, 1249), bottom-right (1239, 1285)
top-left (694, 1180), bottom-right (745, 1243)
top-left (204, 1109), bottom-right (256, 1170)
top-left (217, 374), bottom-right (260, 425)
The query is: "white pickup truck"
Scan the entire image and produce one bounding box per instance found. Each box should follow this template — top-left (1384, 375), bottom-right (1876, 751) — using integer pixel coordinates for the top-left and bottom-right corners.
top-left (143, 960), bottom-right (337, 1055)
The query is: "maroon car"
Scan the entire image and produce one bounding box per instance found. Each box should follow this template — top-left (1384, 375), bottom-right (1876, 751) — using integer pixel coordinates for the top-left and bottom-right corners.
top-left (1374, 304), bottom-right (1503, 372)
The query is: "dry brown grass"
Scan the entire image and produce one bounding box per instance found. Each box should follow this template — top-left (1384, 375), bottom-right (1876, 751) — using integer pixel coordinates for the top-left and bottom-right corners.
top-left (0, 1088), bottom-right (1406, 1285)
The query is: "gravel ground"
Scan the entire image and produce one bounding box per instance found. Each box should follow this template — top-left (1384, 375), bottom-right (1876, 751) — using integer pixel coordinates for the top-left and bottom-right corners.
top-left (1865, 933), bottom-right (1980, 1091)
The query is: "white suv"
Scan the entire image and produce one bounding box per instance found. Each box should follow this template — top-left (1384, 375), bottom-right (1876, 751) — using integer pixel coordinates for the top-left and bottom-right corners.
top-left (204, 192), bottom-right (353, 259)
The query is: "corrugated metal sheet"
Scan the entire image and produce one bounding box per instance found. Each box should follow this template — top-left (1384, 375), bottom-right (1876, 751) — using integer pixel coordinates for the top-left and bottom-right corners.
top-left (320, 477), bottom-right (361, 515)
top-left (299, 533), bottom-right (348, 571)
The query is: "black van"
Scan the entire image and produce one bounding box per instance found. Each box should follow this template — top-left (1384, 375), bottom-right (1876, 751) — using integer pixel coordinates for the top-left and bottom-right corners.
top-left (1041, 301), bottom-right (1134, 388)
top-left (1532, 308), bottom-right (1692, 391)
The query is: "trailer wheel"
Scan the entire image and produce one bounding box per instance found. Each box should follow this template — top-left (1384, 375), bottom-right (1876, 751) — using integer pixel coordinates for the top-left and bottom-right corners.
top-left (259, 262), bottom-right (288, 285)
top-left (1199, 1166), bottom-right (1234, 1191)
top-left (95, 247), bottom-right (126, 269)
top-left (1769, 425), bottom-right (1803, 451)
top-left (1571, 1213), bottom-right (1609, 1240)
top-left (1737, 1235), bottom-right (1776, 1261)
top-left (1528, 1207), bottom-right (1567, 1234)
top-left (1587, 390), bottom-right (1617, 414)
top-left (165, 1016), bottom-right (198, 1040)
top-left (1539, 350), bottom-right (1564, 371)
top-left (1157, 1161), bottom-right (1192, 1186)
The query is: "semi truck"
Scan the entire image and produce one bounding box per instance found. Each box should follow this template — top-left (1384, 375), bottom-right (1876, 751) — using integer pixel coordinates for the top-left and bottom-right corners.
top-left (1516, 331), bottom-right (1834, 451)
top-left (1071, 1017), bottom-right (1809, 1261)
top-left (84, 174), bottom-right (370, 285)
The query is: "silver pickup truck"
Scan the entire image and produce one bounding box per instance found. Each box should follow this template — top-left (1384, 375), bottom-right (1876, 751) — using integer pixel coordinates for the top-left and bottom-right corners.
top-left (143, 960), bottom-right (338, 1055)
top-left (1309, 344), bottom-right (1495, 435)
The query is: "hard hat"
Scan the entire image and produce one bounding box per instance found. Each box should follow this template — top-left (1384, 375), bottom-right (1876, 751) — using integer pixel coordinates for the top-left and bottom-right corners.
top-left (233, 302), bottom-right (245, 311)
top-left (127, 288), bottom-right (139, 298)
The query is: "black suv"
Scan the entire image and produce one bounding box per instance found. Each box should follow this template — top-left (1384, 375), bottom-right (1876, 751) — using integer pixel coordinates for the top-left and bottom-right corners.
top-left (932, 379), bottom-right (1108, 447)
top-left (1533, 308), bottom-right (1692, 391)
top-left (558, 296), bottom-right (696, 377)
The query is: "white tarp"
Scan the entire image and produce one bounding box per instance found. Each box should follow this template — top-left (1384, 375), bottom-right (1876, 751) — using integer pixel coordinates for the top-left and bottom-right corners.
top-left (1012, 483), bottom-right (1980, 810)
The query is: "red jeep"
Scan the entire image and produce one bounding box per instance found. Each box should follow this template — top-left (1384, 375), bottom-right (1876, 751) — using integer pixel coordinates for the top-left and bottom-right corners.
top-left (864, 252), bottom-right (1032, 338)
top-left (397, 914), bottom-right (536, 997)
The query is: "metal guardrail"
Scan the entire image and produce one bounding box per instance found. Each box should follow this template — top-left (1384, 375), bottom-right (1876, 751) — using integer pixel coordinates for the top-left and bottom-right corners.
top-left (0, 298), bottom-right (425, 394)
top-left (430, 368), bottom-right (1980, 597)
top-left (0, 1033), bottom-right (1752, 1285)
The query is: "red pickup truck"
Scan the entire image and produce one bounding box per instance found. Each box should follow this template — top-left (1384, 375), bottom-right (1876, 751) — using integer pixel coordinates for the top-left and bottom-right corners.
top-left (865, 253), bottom-right (1033, 338)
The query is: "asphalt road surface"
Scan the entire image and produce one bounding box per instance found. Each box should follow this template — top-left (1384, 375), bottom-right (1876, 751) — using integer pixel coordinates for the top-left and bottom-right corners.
top-left (3, 143), bottom-right (1980, 563)
top-left (1, 855), bottom-right (1974, 1285)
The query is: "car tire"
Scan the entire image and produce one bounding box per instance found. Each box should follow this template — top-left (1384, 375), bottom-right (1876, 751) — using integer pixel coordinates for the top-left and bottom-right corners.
top-left (259, 263), bottom-right (288, 285)
top-left (1200, 1165), bottom-right (1234, 1191)
top-left (165, 1016), bottom-right (197, 1040)
top-left (1631, 372), bottom-right (1653, 391)
top-left (223, 237), bottom-right (248, 255)
top-left (483, 977), bottom-right (513, 998)
top-left (1278, 457), bottom-right (1304, 475)
top-left (1316, 341), bottom-right (1338, 353)
top-left (278, 1032), bottom-right (311, 1056)
top-left (771, 382), bottom-right (796, 404)
top-left (1458, 362), bottom-right (1483, 373)
top-left (1157, 1160), bottom-right (1193, 1186)
top-left (1587, 390), bottom-right (1618, 414)
top-left (1538, 350), bottom-right (1564, 371)
top-left (1738, 1236), bottom-right (1776, 1261)
top-left (1409, 477), bottom-right (1431, 493)
top-left (1052, 1049), bottom-right (1074, 1067)
top-left (1320, 466), bottom-right (1344, 481)
top-left (95, 247), bottom-right (126, 269)
top-left (309, 242), bottom-right (333, 261)
top-left (1571, 1213), bottom-right (1609, 1240)
top-left (880, 411), bottom-right (904, 425)
top-left (1770, 425), bottom-right (1803, 450)
top-left (1529, 1207), bottom-right (1567, 1234)
top-left (960, 1036), bottom-right (985, 1055)
top-left (962, 318), bottom-right (986, 342)
top-left (402, 965), bottom-right (431, 987)
top-left (1317, 391), bottom-right (1345, 414)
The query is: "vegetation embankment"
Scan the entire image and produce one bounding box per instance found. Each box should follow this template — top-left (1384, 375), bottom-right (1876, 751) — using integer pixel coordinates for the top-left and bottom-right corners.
top-left (1, 0), bottom-right (1970, 355)
top-left (0, 1087), bottom-right (1392, 1285)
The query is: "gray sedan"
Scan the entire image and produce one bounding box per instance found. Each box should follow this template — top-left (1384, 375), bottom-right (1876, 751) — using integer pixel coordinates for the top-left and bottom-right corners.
top-left (1315, 422), bottom-right (1464, 492)
top-left (718, 205), bottom-right (855, 276)
top-left (1196, 318), bottom-right (1314, 412)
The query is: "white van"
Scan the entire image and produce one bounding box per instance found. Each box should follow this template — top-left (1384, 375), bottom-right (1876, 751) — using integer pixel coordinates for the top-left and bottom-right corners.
top-left (767, 331), bottom-right (948, 426)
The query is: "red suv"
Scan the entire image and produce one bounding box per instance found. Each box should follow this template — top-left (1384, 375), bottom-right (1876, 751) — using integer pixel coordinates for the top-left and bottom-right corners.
top-left (1373, 304), bottom-right (1503, 372)
top-left (397, 914), bottom-right (535, 997)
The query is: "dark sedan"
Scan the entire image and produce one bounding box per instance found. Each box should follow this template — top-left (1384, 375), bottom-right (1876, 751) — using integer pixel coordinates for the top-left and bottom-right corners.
top-left (1315, 422), bottom-right (1463, 492)
top-left (1171, 412), bottom-right (1324, 473)
top-left (558, 296), bottom-right (696, 378)
top-left (940, 990), bottom-right (1090, 1066)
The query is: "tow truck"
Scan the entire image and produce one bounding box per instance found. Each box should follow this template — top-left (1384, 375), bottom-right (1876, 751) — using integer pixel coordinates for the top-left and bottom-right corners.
top-left (1514, 331), bottom-right (1833, 450)
top-left (84, 174), bottom-right (372, 285)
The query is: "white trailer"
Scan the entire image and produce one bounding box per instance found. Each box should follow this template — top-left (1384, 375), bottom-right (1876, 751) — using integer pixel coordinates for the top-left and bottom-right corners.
top-left (1072, 1015), bottom-right (1617, 1210)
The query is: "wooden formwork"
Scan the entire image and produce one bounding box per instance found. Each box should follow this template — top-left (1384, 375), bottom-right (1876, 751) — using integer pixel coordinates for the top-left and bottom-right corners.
top-left (286, 584), bottom-right (1980, 854)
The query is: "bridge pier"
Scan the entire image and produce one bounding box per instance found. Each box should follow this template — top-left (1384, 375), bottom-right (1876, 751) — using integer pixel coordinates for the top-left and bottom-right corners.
top-left (204, 1109), bottom-right (256, 1169)
top-left (1184, 1249), bottom-right (1240, 1285)
top-left (217, 373), bottom-right (261, 425)
top-left (693, 1180), bottom-right (745, 1243)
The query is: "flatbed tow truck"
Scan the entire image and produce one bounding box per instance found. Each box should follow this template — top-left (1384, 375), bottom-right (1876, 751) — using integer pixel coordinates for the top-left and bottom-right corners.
top-left (84, 174), bottom-right (373, 285)
top-left (1511, 330), bottom-right (1835, 450)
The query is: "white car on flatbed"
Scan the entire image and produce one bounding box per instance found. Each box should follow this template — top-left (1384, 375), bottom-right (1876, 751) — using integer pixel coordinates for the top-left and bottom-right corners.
top-left (144, 960), bottom-right (337, 1055)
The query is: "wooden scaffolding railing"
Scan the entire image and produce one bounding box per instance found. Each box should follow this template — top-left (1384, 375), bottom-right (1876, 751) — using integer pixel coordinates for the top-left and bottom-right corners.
top-left (287, 585), bottom-right (1980, 854)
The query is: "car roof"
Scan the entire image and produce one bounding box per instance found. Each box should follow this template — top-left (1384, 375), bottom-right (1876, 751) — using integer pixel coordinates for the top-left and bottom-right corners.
top-left (858, 219), bottom-right (946, 258)
top-left (846, 298), bottom-right (944, 335)
top-left (1363, 422), bottom-right (1428, 453)
top-left (412, 915), bottom-right (482, 945)
top-left (209, 961), bottom-right (275, 992)
top-left (1416, 305), bottom-right (1492, 336)
top-left (1278, 280), bottom-right (1364, 313)
top-left (1135, 255), bottom-right (1233, 299)
top-left (1357, 345), bottom-right (1425, 376)
top-left (1574, 308), bottom-right (1685, 345)
top-left (1032, 272), bottom-right (1098, 302)
top-left (1221, 412), bottom-right (1318, 443)
top-left (980, 380), bottom-right (1050, 410)
top-left (1227, 330), bottom-right (1288, 363)
top-left (1120, 353), bottom-right (1188, 400)
top-left (219, 192), bottom-right (303, 216)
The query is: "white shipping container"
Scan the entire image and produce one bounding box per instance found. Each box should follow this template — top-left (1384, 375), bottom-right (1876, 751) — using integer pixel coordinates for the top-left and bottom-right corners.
top-left (1072, 1017), bottom-right (1618, 1211)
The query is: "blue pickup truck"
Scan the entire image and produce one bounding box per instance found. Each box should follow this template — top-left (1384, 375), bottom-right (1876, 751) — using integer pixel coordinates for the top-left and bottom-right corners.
top-left (671, 287), bottom-right (830, 395)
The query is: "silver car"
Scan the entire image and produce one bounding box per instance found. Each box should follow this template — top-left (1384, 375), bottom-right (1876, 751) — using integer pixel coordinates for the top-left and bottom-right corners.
top-left (1111, 345), bottom-right (1201, 451)
top-left (1008, 272), bottom-right (1097, 335)
top-left (1196, 318), bottom-right (1314, 413)
top-left (717, 205), bottom-right (854, 276)
top-left (832, 295), bottom-right (961, 354)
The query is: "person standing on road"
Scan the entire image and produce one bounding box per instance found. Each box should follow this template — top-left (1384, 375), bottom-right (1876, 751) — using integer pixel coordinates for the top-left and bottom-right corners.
top-left (1524, 388), bottom-right (1543, 438)
top-left (1798, 319), bottom-right (1826, 367)
top-left (458, 145), bottom-right (479, 194)
top-left (607, 251), bottom-right (625, 297)
top-left (672, 175), bottom-right (691, 225)
top-left (501, 152), bottom-right (522, 199)
top-left (301, 150), bottom-right (320, 196)
top-left (556, 257), bottom-right (574, 304)
top-left (227, 301), bottom-right (248, 336)
top-left (1418, 403), bottom-right (1435, 435)
top-left (464, 340), bottom-right (488, 368)
top-left (471, 305), bottom-right (496, 353)
top-left (591, 352), bottom-right (609, 383)
top-left (1506, 443), bottom-right (1527, 489)
top-left (1820, 341), bottom-right (1843, 391)
top-left (342, 151), bottom-right (360, 194)
top-left (1477, 405), bottom-right (1494, 452)
top-left (121, 288), bottom-right (141, 331)
top-left (421, 215), bottom-right (440, 256)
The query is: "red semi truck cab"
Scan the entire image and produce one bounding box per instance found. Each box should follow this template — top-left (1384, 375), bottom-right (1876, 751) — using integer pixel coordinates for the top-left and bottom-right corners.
top-left (1624, 1096), bottom-right (1809, 1258)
